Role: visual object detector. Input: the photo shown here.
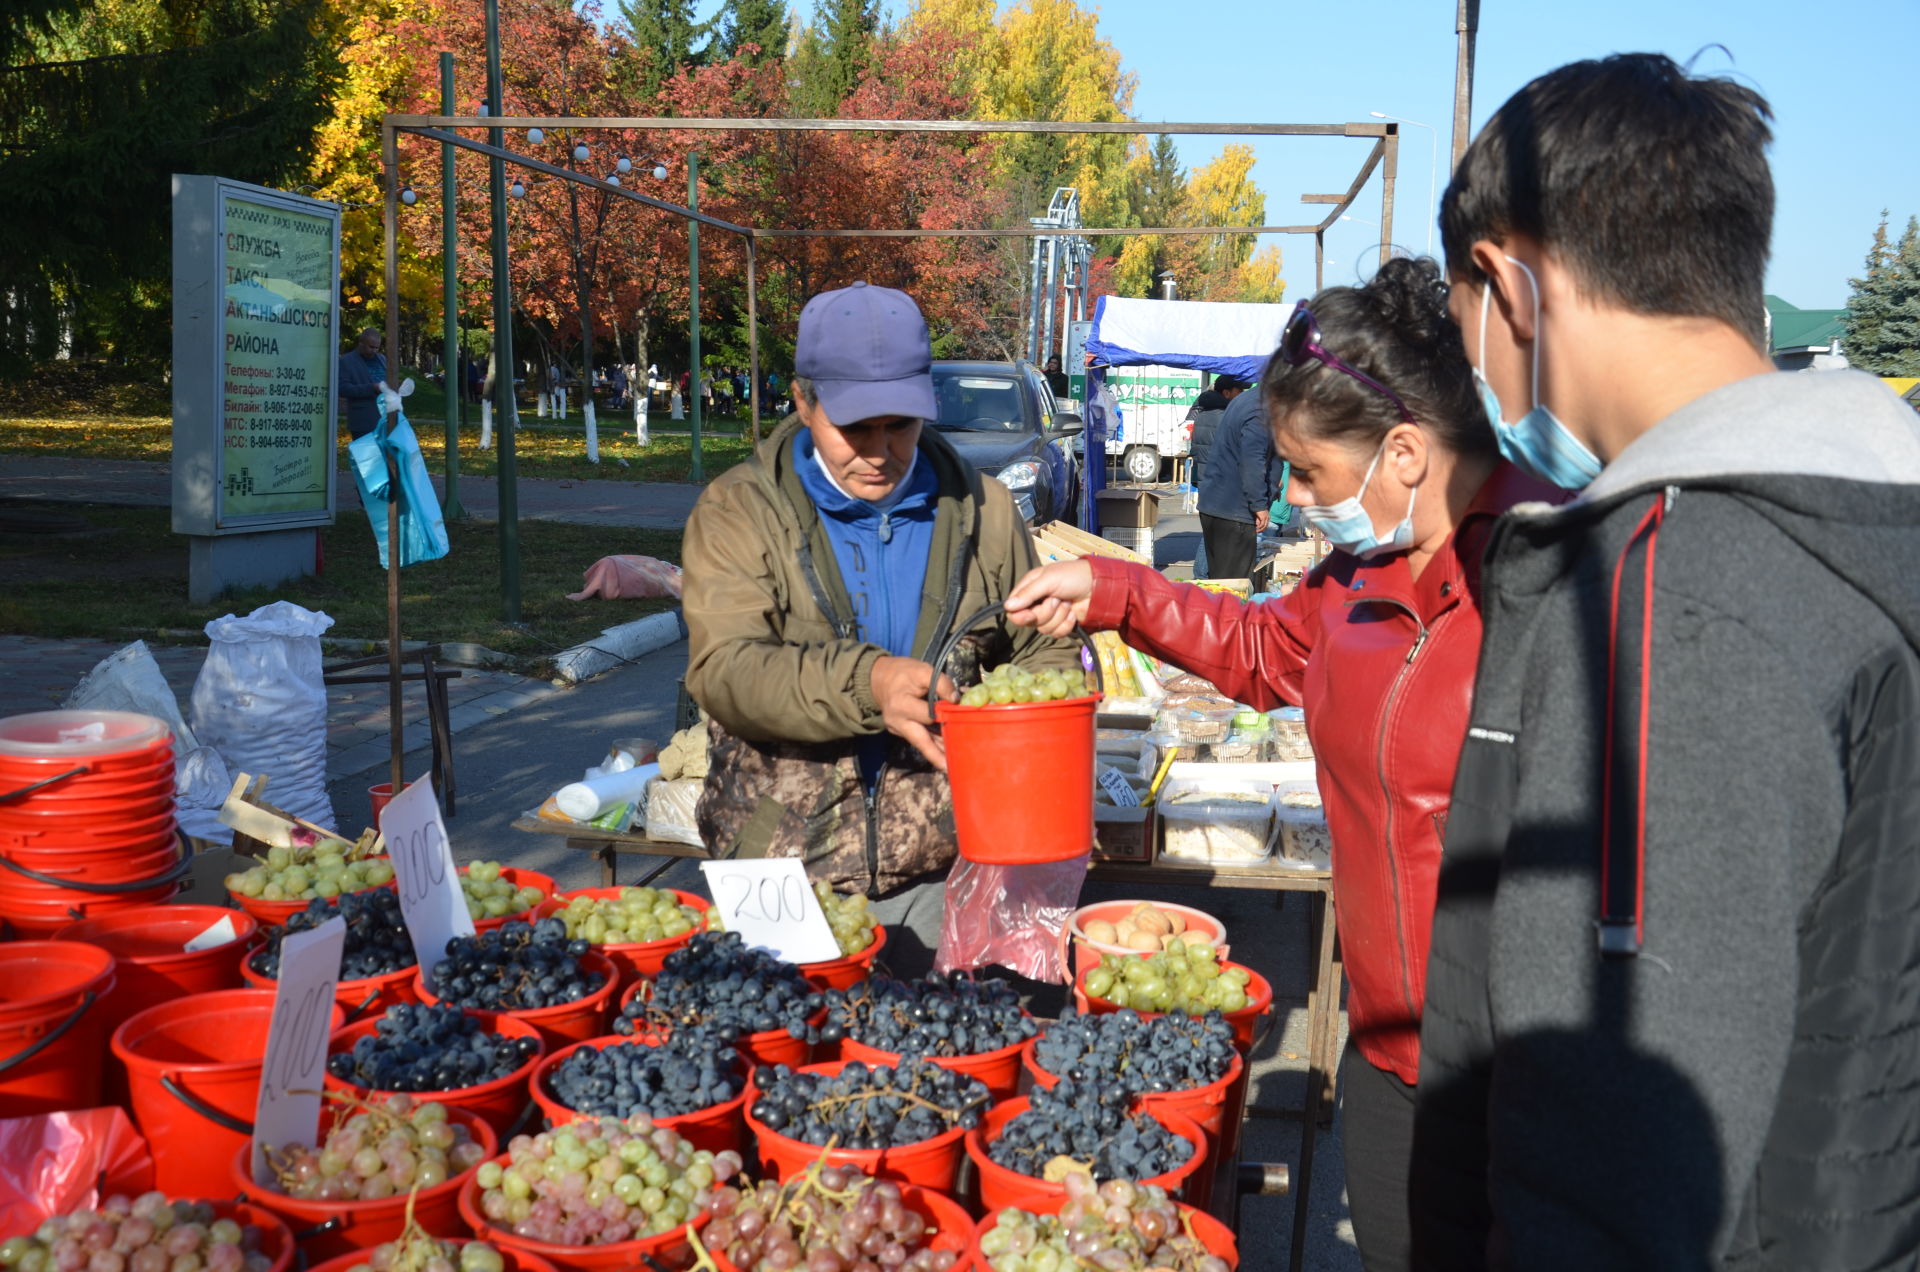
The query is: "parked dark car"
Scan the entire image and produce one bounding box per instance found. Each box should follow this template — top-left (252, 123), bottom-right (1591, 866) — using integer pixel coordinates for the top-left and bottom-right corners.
top-left (930, 360), bottom-right (1083, 525)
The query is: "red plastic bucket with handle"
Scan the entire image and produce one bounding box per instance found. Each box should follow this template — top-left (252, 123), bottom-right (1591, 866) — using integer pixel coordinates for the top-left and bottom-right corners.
top-left (963, 1097), bottom-right (1207, 1211)
top-left (322, 1011), bottom-right (545, 1138)
top-left (0, 885), bottom-right (181, 938)
top-left (616, 980), bottom-right (819, 1070)
top-left (457, 1171), bottom-right (710, 1272)
top-left (0, 939), bottom-right (116, 1114)
top-left (743, 1061), bottom-right (973, 1191)
top-left (839, 1021), bottom-right (1031, 1102)
top-left (415, 950), bottom-right (619, 1049)
top-left (711, 1185), bottom-right (974, 1272)
top-left (243, 949), bottom-right (421, 1022)
top-left (306, 1245), bottom-right (559, 1272)
top-left (534, 888), bottom-right (711, 992)
top-left (799, 925), bottom-right (887, 991)
top-left (529, 1035), bottom-right (749, 1153)
top-left (970, 1191), bottom-right (1236, 1270)
top-left (113, 987), bottom-right (345, 1197)
top-left (469, 866), bottom-right (557, 933)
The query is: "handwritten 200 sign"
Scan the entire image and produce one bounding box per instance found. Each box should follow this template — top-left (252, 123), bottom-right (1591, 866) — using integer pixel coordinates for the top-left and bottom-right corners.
top-left (252, 914), bottom-right (345, 1186)
top-left (381, 774), bottom-right (475, 978)
top-left (698, 857), bottom-right (841, 964)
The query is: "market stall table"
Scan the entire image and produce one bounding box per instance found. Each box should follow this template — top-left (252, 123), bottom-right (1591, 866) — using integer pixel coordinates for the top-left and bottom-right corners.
top-left (510, 815), bottom-right (1342, 1270)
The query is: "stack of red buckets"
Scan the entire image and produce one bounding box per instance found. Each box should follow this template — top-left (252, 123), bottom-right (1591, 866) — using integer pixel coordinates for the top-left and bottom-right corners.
top-left (0, 709), bottom-right (184, 936)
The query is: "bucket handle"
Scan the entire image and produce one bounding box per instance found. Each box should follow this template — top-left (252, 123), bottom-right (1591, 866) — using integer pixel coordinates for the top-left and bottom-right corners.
top-left (160, 1072), bottom-right (255, 1135)
top-left (339, 989), bottom-right (384, 1025)
top-left (0, 990), bottom-right (96, 1075)
top-left (925, 602), bottom-right (1104, 716)
top-left (0, 845), bottom-right (193, 895)
top-left (0, 766), bottom-right (90, 805)
top-left (290, 1217), bottom-right (340, 1243)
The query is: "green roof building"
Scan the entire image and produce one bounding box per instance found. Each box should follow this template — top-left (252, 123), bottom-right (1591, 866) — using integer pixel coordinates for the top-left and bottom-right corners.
top-left (1767, 294), bottom-right (1850, 371)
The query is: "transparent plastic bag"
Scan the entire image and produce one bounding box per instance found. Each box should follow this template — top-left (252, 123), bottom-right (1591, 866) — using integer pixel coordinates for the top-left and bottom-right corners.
top-left (934, 853), bottom-right (1089, 983)
top-left (0, 1108), bottom-right (155, 1235)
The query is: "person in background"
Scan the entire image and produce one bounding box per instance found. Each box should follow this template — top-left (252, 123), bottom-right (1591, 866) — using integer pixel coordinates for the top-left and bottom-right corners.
top-left (1006, 258), bottom-right (1560, 1272)
top-left (338, 328), bottom-right (388, 439)
top-left (1043, 354), bottom-right (1071, 400)
top-left (1195, 377), bottom-right (1279, 578)
top-left (1413, 53), bottom-right (1920, 1269)
top-left (1186, 375), bottom-right (1248, 489)
top-left (682, 282), bottom-right (1078, 979)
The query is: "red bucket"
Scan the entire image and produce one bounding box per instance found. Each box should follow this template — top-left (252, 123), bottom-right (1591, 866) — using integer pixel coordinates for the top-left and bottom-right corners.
top-left (839, 1021), bottom-right (1031, 1102)
top-left (416, 950), bottom-right (619, 1049)
top-left (711, 1185), bottom-right (973, 1272)
top-left (529, 1035), bottom-right (749, 1153)
top-left (243, 949), bottom-right (421, 1022)
top-left (800, 925), bottom-right (887, 991)
top-left (964, 1097), bottom-right (1207, 1211)
top-left (535, 889), bottom-right (711, 993)
top-left (0, 884), bottom-right (181, 938)
top-left (322, 1011), bottom-right (545, 1138)
top-left (228, 863), bottom-right (398, 928)
top-left (970, 1191), bottom-right (1236, 1270)
top-left (1, 841), bottom-right (183, 896)
top-left (469, 866), bottom-right (557, 933)
top-left (0, 939), bottom-right (116, 1114)
top-left (0, 800), bottom-right (177, 840)
top-left (743, 1061), bottom-right (972, 1191)
top-left (933, 696), bottom-right (1097, 865)
top-left (234, 1106), bottom-right (497, 1260)
top-left (617, 981), bottom-right (819, 1070)
top-left (1074, 961), bottom-right (1275, 1053)
top-left (113, 987), bottom-right (345, 1197)
top-left (458, 1167), bottom-right (709, 1272)
top-left (307, 1244), bottom-right (561, 1272)
top-left (0, 820), bottom-right (179, 863)
top-left (0, 710), bottom-right (173, 779)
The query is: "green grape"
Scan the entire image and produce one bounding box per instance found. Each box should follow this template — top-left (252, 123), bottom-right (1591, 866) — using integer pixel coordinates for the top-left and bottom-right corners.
top-left (556, 886), bottom-right (707, 945)
top-left (961, 685), bottom-right (991, 707)
top-left (458, 860), bottom-right (547, 921)
top-left (1086, 946), bottom-right (1250, 1017)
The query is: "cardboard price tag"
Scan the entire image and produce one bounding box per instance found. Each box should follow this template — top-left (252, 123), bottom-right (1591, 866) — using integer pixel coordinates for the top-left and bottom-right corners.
top-left (381, 775), bottom-right (476, 978)
top-left (251, 915), bottom-right (345, 1186)
top-left (184, 913), bottom-right (240, 952)
top-left (1097, 767), bottom-right (1141, 808)
top-left (698, 858), bottom-right (841, 964)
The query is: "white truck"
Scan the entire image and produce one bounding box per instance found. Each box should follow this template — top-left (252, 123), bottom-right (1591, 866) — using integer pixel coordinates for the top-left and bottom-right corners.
top-left (1101, 364), bottom-right (1208, 483)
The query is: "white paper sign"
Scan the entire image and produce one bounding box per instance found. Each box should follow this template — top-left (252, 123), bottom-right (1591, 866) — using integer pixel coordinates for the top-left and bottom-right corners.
top-left (1097, 767), bottom-right (1142, 808)
top-left (184, 913), bottom-right (240, 952)
top-left (699, 858), bottom-right (841, 964)
top-left (252, 915), bottom-right (345, 1186)
top-left (381, 774), bottom-right (476, 978)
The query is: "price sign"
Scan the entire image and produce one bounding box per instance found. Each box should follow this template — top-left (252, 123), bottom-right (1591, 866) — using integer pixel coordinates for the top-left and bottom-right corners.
top-left (381, 774), bottom-right (475, 978)
top-left (1097, 767), bottom-right (1141, 808)
top-left (184, 913), bottom-right (240, 952)
top-left (251, 915), bottom-right (344, 1186)
top-left (698, 858), bottom-right (841, 964)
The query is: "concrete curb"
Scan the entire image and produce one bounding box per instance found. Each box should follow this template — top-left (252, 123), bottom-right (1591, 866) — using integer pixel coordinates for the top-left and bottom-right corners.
top-left (548, 609), bottom-right (688, 685)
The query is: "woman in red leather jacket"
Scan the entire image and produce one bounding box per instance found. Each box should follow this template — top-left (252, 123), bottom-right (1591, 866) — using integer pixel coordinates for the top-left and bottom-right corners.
top-left (1007, 257), bottom-right (1559, 1271)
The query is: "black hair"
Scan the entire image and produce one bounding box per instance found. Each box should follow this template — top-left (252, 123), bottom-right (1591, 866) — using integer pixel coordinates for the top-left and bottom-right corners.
top-left (1212, 374), bottom-right (1248, 392)
top-left (1261, 256), bottom-right (1493, 460)
top-left (1440, 52), bottom-right (1774, 346)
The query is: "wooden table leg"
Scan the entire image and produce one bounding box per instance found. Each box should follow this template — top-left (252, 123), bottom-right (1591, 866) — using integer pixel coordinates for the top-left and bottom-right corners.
top-left (1289, 884), bottom-right (1340, 1272)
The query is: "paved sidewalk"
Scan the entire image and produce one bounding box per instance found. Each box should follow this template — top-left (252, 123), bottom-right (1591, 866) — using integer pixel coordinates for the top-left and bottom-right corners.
top-left (0, 455), bottom-right (701, 529)
top-left (0, 633), bottom-right (559, 781)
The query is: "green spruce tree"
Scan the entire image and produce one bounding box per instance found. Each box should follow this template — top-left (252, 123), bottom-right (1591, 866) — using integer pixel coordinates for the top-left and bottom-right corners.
top-left (720, 0), bottom-right (790, 65)
top-left (1841, 211), bottom-right (1894, 370)
top-left (816, 0), bottom-right (879, 103)
top-left (619, 0), bottom-right (713, 98)
top-left (1884, 215), bottom-right (1920, 376)
top-left (1842, 212), bottom-right (1920, 375)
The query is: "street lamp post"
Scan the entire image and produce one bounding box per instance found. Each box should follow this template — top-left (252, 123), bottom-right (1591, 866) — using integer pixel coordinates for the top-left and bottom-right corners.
top-left (484, 0), bottom-right (521, 622)
top-left (438, 52), bottom-right (464, 521)
top-left (1370, 112), bottom-right (1438, 257)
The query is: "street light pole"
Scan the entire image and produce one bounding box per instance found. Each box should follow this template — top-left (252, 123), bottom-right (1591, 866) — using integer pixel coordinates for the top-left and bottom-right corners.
top-left (1371, 112), bottom-right (1438, 257)
top-left (439, 52), bottom-right (465, 521)
top-left (687, 152), bottom-right (703, 485)
top-left (484, 0), bottom-right (521, 621)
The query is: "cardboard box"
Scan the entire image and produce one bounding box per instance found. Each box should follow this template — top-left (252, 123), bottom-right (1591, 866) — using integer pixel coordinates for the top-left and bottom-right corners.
top-left (1095, 488), bottom-right (1161, 528)
top-left (1093, 805), bottom-right (1156, 863)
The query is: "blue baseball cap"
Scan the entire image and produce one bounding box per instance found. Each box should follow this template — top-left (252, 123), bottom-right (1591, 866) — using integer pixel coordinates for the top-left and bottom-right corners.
top-left (794, 282), bottom-right (938, 426)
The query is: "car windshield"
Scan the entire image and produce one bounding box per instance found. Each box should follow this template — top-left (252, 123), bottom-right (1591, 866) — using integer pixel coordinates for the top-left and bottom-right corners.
top-left (932, 373), bottom-right (1026, 432)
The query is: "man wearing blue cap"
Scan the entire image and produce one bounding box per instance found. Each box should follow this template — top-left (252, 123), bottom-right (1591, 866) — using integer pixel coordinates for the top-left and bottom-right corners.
top-left (683, 282), bottom-right (1078, 975)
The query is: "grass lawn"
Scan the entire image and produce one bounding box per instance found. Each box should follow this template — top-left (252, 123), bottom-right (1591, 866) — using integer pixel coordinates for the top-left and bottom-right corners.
top-left (0, 502), bottom-right (683, 669)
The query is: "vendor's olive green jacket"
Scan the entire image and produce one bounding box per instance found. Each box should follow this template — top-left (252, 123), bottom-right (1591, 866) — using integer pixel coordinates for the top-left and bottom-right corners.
top-left (684, 415), bottom-right (1078, 894)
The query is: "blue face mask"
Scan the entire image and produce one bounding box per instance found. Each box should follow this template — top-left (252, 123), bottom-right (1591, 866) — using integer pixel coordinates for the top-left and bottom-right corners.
top-left (1475, 257), bottom-right (1602, 490)
top-left (1300, 435), bottom-right (1417, 560)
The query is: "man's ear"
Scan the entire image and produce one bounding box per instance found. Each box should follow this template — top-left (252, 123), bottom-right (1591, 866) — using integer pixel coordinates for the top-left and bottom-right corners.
top-left (1471, 240), bottom-right (1540, 344)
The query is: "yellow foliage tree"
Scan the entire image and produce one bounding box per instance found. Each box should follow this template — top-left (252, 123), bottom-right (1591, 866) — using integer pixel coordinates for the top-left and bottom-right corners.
top-left (1234, 245), bottom-right (1286, 304)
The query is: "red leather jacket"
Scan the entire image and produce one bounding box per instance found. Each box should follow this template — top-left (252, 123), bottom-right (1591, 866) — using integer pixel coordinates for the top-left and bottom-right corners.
top-left (1085, 461), bottom-right (1559, 1083)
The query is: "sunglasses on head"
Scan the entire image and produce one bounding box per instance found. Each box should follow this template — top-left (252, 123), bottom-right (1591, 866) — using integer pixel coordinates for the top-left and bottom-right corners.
top-left (1278, 304), bottom-right (1415, 424)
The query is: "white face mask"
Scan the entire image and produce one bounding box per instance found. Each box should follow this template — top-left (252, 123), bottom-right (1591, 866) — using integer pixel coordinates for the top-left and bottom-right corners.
top-left (1473, 256), bottom-right (1603, 490)
top-left (1299, 434), bottom-right (1417, 560)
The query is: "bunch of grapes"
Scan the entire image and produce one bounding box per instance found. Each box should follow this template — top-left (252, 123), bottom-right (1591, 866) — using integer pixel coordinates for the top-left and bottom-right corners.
top-left (702, 1166), bottom-right (959, 1272)
top-left (1081, 943), bottom-right (1253, 1016)
top-left (977, 1178), bottom-right (1227, 1272)
top-left (460, 862), bottom-right (547, 922)
top-left (251, 890), bottom-right (415, 981)
top-left (0, 1195), bottom-right (274, 1272)
top-left (984, 1081), bottom-right (1192, 1185)
top-left (750, 1061), bottom-right (988, 1151)
top-left (545, 1027), bottom-right (744, 1120)
top-left (958, 665), bottom-right (1094, 708)
top-left (428, 920), bottom-right (605, 1011)
top-left (262, 1095), bottom-right (487, 1202)
top-left (1031, 1010), bottom-right (1236, 1096)
top-left (614, 933), bottom-right (821, 1041)
top-left (472, 1117), bottom-right (740, 1247)
top-left (819, 972), bottom-right (1035, 1057)
top-left (547, 887), bottom-right (704, 946)
top-left (225, 842), bottom-right (393, 903)
top-left (327, 1004), bottom-right (540, 1093)
top-left (338, 1238), bottom-right (509, 1272)
top-left (710, 881), bottom-right (878, 957)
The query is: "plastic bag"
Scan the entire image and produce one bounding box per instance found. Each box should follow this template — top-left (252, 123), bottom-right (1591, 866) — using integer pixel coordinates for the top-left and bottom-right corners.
top-left (0, 1108), bottom-right (155, 1235)
top-left (935, 853), bottom-right (1089, 983)
top-left (189, 601), bottom-right (336, 833)
top-left (566, 555), bottom-right (684, 601)
top-left (645, 777), bottom-right (704, 847)
top-left (349, 405), bottom-right (449, 568)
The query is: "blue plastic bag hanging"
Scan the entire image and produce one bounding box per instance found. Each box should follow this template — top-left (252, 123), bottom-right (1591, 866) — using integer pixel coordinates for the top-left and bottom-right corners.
top-left (348, 398), bottom-right (449, 568)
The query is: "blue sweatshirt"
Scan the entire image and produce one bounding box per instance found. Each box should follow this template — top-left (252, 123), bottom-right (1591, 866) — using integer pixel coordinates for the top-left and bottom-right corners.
top-left (792, 433), bottom-right (941, 782)
top-left (1197, 384), bottom-right (1282, 523)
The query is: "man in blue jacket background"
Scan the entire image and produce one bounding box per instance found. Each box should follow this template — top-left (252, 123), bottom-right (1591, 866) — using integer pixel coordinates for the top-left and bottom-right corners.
top-left (339, 328), bottom-right (388, 439)
top-left (1196, 381), bottom-right (1282, 578)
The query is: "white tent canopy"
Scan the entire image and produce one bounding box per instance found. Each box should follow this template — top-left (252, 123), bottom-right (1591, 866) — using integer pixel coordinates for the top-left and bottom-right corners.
top-left (1087, 296), bottom-right (1294, 382)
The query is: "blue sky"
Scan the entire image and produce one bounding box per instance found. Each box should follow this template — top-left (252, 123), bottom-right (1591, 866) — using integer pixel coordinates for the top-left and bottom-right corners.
top-left (683, 0), bottom-right (1918, 308)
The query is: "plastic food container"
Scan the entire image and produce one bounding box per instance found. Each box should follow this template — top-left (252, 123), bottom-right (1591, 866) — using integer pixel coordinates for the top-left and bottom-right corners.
top-left (1273, 779), bottom-right (1331, 869)
top-left (1269, 706), bottom-right (1314, 761)
top-left (1155, 703), bottom-right (1237, 745)
top-left (1157, 779), bottom-right (1274, 864)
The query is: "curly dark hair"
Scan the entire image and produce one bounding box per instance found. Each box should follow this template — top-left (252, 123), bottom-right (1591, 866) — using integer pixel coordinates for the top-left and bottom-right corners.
top-left (1260, 255), bottom-right (1494, 460)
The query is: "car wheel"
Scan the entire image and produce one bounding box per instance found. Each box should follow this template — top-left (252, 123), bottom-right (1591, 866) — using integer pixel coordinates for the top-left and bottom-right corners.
top-left (1122, 446), bottom-right (1160, 484)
